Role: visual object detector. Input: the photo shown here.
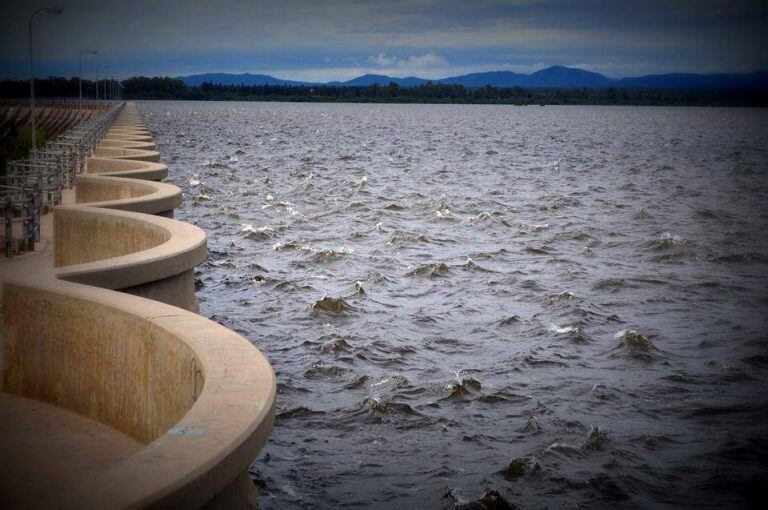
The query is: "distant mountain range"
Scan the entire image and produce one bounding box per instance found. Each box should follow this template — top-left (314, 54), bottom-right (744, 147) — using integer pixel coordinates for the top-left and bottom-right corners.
top-left (178, 66), bottom-right (768, 90)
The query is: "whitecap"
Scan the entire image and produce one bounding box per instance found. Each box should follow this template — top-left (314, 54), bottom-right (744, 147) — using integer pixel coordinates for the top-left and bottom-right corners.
top-left (239, 224), bottom-right (276, 239)
top-left (545, 291), bottom-right (574, 303)
top-left (549, 324), bottom-right (579, 335)
top-left (465, 211), bottom-right (491, 225)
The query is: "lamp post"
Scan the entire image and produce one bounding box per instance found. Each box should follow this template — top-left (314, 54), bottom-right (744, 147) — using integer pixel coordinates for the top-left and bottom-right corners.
top-left (100, 65), bottom-right (109, 101)
top-left (29, 6), bottom-right (63, 149)
top-left (79, 49), bottom-right (97, 117)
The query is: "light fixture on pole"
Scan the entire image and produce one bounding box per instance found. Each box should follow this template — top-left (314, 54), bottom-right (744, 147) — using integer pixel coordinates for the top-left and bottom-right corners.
top-left (78, 49), bottom-right (97, 117)
top-left (100, 65), bottom-right (110, 101)
top-left (29, 6), bottom-right (63, 149)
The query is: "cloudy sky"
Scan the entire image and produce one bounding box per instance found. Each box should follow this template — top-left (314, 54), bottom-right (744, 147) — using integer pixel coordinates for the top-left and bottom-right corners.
top-left (0, 0), bottom-right (766, 81)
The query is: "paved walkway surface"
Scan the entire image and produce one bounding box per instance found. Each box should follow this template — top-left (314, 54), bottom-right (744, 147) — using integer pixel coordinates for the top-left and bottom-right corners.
top-left (0, 391), bottom-right (142, 507)
top-left (0, 189), bottom-right (74, 305)
top-left (0, 190), bottom-right (141, 507)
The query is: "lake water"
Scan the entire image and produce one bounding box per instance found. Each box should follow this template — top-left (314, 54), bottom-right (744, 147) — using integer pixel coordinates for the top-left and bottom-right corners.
top-left (140, 101), bottom-right (768, 509)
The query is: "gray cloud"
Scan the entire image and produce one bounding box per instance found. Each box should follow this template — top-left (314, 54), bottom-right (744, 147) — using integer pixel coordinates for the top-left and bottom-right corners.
top-left (1, 0), bottom-right (765, 79)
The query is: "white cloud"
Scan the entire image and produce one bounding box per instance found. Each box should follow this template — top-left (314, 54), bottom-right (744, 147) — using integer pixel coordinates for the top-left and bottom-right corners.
top-left (367, 53), bottom-right (399, 67)
top-left (405, 53), bottom-right (448, 68)
top-left (366, 52), bottom-right (448, 70)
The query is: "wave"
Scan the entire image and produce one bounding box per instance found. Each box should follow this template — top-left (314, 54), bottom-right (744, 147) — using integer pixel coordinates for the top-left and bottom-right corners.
top-left (498, 315), bottom-right (522, 325)
top-left (545, 291), bottom-right (575, 303)
top-left (387, 230), bottom-right (432, 246)
top-left (312, 295), bottom-right (353, 313)
top-left (303, 363), bottom-right (348, 379)
top-left (583, 426), bottom-right (610, 450)
top-left (524, 245), bottom-right (556, 255)
top-left (444, 373), bottom-right (482, 400)
top-left (549, 324), bottom-right (588, 342)
top-left (306, 246), bottom-right (355, 263)
top-left (276, 406), bottom-right (326, 420)
top-left (460, 258), bottom-right (494, 273)
top-left (239, 224), bottom-right (281, 240)
top-left (634, 208), bottom-right (652, 219)
top-left (499, 457), bottom-right (541, 479)
top-left (592, 277), bottom-right (640, 291)
top-left (464, 211), bottom-right (492, 225)
top-left (648, 232), bottom-right (689, 251)
top-left (191, 192), bottom-right (217, 205)
top-left (320, 336), bottom-right (351, 354)
top-left (453, 490), bottom-right (514, 510)
top-left (272, 240), bottom-right (300, 251)
top-left (358, 397), bottom-right (422, 418)
top-left (406, 262), bottom-right (451, 278)
top-left (610, 330), bottom-right (660, 360)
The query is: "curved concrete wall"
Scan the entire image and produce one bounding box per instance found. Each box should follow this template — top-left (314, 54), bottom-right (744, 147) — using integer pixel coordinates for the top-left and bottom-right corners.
top-left (99, 139), bottom-right (157, 150)
top-left (86, 157), bottom-right (169, 181)
top-left (76, 174), bottom-right (181, 216)
top-left (1, 103), bottom-right (276, 509)
top-left (3, 281), bottom-right (203, 444)
top-left (102, 132), bottom-right (155, 142)
top-left (94, 146), bottom-right (162, 163)
top-left (54, 206), bottom-right (205, 311)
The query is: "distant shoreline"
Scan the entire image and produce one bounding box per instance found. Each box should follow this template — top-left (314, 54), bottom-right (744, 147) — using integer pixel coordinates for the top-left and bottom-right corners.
top-left (2, 77), bottom-right (767, 107)
top-left (126, 97), bottom-right (768, 108)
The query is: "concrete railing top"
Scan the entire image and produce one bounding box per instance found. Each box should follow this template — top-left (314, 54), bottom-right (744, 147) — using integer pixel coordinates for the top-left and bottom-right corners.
top-left (93, 146), bottom-right (162, 162)
top-left (86, 158), bottom-right (168, 181)
top-left (99, 139), bottom-right (157, 150)
top-left (102, 132), bottom-right (155, 142)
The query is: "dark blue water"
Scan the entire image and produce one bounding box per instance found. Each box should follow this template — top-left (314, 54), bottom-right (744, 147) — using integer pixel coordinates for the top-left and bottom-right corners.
top-left (142, 101), bottom-right (768, 509)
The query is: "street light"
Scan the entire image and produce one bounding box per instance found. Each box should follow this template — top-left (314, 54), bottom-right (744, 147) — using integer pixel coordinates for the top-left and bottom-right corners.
top-left (29, 6), bottom-right (63, 148)
top-left (79, 49), bottom-right (97, 117)
top-left (100, 65), bottom-right (109, 101)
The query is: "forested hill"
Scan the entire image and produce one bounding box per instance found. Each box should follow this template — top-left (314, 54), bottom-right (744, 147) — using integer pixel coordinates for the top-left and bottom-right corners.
top-left (177, 66), bottom-right (768, 90)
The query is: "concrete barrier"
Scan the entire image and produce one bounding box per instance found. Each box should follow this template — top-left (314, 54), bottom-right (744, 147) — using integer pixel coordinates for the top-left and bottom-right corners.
top-left (108, 126), bottom-right (151, 135)
top-left (0, 103), bottom-right (276, 509)
top-left (76, 174), bottom-right (180, 216)
top-left (102, 132), bottom-right (155, 142)
top-left (54, 205), bottom-right (205, 311)
top-left (86, 157), bottom-right (169, 181)
top-left (99, 139), bottom-right (157, 150)
top-left (94, 146), bottom-right (162, 162)
top-left (2, 278), bottom-right (275, 509)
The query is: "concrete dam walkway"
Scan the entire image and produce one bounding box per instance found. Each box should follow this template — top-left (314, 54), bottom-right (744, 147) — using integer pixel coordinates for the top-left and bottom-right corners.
top-left (0, 103), bottom-right (276, 508)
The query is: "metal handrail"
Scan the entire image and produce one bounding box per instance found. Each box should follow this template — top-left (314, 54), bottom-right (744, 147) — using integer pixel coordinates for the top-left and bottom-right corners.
top-left (1, 100), bottom-right (125, 257)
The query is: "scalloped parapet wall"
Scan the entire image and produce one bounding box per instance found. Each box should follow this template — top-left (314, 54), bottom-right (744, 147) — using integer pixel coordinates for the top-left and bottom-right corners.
top-left (0, 103), bottom-right (276, 509)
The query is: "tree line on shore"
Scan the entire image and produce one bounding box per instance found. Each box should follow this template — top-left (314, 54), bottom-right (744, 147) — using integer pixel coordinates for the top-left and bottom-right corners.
top-left (1, 76), bottom-right (766, 106)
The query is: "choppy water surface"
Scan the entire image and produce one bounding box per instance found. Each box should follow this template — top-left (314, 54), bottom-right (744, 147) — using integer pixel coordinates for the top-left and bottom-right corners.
top-left (141, 101), bottom-right (768, 508)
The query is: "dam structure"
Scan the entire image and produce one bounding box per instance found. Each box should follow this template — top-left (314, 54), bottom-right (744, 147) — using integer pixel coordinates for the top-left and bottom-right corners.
top-left (0, 103), bottom-right (276, 508)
